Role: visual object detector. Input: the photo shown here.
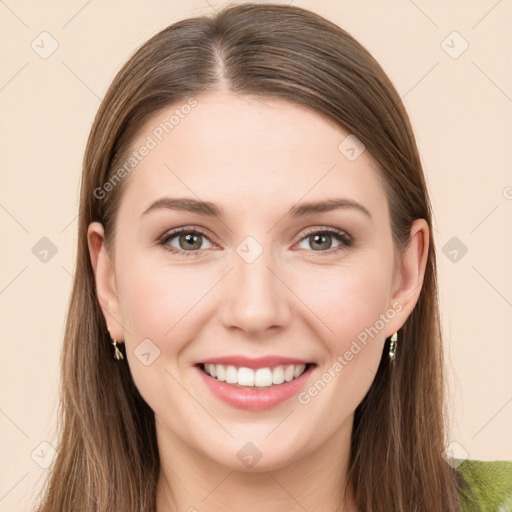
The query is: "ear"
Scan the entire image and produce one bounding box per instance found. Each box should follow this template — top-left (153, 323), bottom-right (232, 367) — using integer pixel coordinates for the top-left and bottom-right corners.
top-left (385, 218), bottom-right (429, 336)
top-left (87, 222), bottom-right (125, 342)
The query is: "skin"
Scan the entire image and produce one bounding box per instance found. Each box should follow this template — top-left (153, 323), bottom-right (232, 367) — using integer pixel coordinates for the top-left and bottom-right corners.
top-left (88, 92), bottom-right (428, 512)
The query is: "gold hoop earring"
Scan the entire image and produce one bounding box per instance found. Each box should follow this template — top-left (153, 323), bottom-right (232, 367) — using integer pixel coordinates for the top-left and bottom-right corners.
top-left (388, 331), bottom-right (398, 361)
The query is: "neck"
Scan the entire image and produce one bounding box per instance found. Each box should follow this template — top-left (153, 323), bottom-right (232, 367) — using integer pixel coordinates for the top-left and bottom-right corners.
top-left (155, 415), bottom-right (359, 512)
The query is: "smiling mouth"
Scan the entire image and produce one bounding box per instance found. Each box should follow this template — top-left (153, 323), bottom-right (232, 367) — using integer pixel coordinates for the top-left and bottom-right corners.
top-left (197, 362), bottom-right (316, 389)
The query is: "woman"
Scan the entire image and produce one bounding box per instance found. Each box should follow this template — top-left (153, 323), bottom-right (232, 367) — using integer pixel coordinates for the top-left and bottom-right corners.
top-left (34, 3), bottom-right (510, 511)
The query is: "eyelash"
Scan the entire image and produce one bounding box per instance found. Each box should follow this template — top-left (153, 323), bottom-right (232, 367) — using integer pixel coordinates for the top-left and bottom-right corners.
top-left (158, 226), bottom-right (353, 257)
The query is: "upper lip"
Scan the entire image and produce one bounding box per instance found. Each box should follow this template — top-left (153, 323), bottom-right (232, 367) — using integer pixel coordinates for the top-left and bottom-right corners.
top-left (198, 355), bottom-right (314, 369)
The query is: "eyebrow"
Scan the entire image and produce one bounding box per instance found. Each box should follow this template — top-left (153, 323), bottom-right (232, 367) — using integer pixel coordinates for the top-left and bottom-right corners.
top-left (141, 196), bottom-right (372, 220)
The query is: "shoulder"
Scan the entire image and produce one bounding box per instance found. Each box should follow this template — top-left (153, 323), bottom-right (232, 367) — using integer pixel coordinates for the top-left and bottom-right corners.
top-left (455, 458), bottom-right (512, 512)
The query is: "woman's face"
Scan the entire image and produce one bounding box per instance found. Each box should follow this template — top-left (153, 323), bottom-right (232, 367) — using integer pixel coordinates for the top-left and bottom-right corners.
top-left (89, 92), bottom-right (427, 471)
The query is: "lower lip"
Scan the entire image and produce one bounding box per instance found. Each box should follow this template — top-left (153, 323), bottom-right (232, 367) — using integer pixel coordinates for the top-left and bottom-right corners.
top-left (196, 364), bottom-right (315, 411)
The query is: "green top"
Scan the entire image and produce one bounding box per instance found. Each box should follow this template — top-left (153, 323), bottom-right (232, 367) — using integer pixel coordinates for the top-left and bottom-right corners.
top-left (456, 459), bottom-right (512, 511)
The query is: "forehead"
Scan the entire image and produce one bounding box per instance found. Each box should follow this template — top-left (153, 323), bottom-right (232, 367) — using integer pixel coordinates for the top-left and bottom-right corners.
top-left (117, 93), bottom-right (387, 220)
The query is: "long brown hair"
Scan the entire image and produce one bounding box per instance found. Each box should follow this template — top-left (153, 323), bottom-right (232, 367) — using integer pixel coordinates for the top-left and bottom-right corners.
top-left (35, 3), bottom-right (462, 511)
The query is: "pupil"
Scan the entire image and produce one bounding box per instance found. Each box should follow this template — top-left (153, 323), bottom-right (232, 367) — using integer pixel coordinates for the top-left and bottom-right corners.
top-left (182, 233), bottom-right (200, 250)
top-left (312, 234), bottom-right (330, 250)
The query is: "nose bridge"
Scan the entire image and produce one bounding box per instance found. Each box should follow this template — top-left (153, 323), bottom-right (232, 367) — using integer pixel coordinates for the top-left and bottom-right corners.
top-left (219, 234), bottom-right (290, 333)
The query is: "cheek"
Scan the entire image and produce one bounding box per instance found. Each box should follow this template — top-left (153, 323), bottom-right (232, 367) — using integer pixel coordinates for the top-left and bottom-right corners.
top-left (114, 256), bottom-right (208, 418)
top-left (294, 259), bottom-right (393, 347)
top-left (116, 254), bottom-right (210, 342)
top-left (292, 263), bottom-right (394, 423)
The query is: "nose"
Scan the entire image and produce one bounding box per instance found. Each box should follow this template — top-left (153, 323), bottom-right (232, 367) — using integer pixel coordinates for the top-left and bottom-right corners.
top-left (219, 244), bottom-right (292, 336)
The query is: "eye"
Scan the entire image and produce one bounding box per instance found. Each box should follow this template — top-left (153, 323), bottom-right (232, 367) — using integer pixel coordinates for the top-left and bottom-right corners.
top-left (295, 227), bottom-right (352, 254)
top-left (159, 226), bottom-right (352, 257)
top-left (159, 227), bottom-right (215, 257)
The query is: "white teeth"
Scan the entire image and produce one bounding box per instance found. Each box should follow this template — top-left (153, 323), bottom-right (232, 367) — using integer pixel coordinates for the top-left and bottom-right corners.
top-left (238, 367), bottom-right (255, 386)
top-left (284, 365), bottom-right (294, 382)
top-left (225, 365), bottom-right (238, 384)
top-left (293, 364), bottom-right (306, 378)
top-left (254, 368), bottom-right (273, 387)
top-left (215, 364), bottom-right (226, 382)
top-left (202, 363), bottom-right (309, 387)
top-left (272, 366), bottom-right (284, 385)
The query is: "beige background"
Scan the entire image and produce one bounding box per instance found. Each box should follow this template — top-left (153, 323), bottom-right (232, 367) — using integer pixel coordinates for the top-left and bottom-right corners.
top-left (1, 1), bottom-right (511, 510)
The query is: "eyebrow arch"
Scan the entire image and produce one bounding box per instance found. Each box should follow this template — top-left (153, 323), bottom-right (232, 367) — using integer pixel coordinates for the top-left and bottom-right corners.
top-left (141, 196), bottom-right (372, 220)
top-left (288, 198), bottom-right (372, 219)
